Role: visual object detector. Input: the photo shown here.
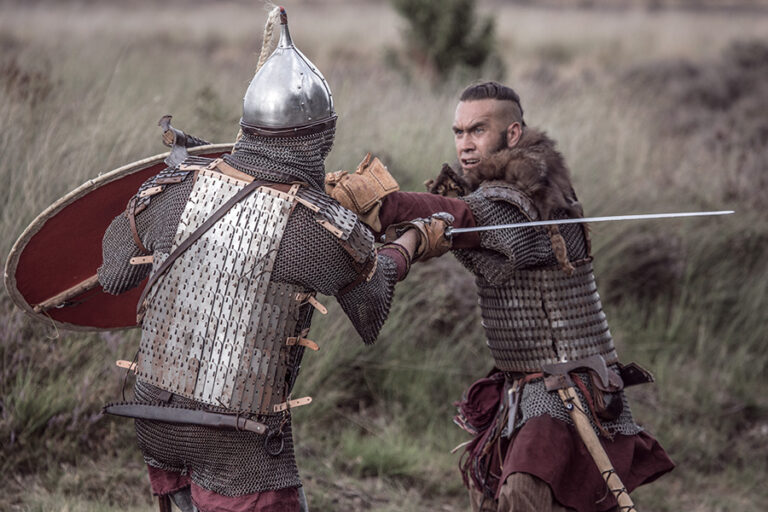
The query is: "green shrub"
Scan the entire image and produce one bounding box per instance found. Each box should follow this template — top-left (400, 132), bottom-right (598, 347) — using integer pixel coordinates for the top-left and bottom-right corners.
top-left (390, 0), bottom-right (504, 80)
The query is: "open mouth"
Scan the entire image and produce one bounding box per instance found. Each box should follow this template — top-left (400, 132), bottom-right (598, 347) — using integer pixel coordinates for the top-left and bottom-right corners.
top-left (461, 158), bottom-right (480, 169)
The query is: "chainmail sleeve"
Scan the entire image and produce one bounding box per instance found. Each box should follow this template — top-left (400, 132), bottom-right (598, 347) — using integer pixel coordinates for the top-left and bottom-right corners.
top-left (272, 204), bottom-right (399, 345)
top-left (335, 254), bottom-right (398, 345)
top-left (97, 171), bottom-right (195, 294)
top-left (453, 190), bottom-right (588, 284)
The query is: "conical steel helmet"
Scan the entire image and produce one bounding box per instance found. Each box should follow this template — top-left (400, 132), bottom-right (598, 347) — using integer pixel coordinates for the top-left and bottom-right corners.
top-left (241, 7), bottom-right (336, 136)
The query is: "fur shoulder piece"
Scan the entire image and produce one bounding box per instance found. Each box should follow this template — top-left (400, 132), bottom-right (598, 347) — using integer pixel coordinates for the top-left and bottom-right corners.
top-left (463, 128), bottom-right (583, 220)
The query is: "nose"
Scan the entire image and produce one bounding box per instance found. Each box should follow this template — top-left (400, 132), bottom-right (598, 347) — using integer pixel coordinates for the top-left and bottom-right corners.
top-left (457, 135), bottom-right (475, 155)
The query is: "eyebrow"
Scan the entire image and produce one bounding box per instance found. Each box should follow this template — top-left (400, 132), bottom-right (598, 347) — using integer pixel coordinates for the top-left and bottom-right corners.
top-left (453, 121), bottom-right (487, 134)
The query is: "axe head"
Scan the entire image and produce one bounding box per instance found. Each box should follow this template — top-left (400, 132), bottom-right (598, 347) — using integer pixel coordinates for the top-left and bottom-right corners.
top-left (542, 355), bottom-right (611, 391)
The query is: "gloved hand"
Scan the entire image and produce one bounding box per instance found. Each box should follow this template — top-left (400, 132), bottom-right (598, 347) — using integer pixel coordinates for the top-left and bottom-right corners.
top-left (324, 153), bottom-right (399, 231)
top-left (385, 212), bottom-right (454, 262)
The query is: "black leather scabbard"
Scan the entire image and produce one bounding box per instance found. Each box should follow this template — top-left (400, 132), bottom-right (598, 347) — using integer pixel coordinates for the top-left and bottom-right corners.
top-left (103, 402), bottom-right (267, 435)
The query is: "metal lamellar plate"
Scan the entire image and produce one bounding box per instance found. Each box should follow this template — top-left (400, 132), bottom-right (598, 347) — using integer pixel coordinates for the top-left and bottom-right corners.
top-left (137, 170), bottom-right (305, 414)
top-left (478, 260), bottom-right (619, 373)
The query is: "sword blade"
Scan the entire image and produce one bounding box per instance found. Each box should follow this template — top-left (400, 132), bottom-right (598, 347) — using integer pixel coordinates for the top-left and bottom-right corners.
top-left (447, 210), bottom-right (734, 235)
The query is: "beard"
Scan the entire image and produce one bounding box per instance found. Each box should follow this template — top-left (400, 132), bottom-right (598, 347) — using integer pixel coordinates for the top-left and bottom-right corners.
top-left (461, 130), bottom-right (509, 190)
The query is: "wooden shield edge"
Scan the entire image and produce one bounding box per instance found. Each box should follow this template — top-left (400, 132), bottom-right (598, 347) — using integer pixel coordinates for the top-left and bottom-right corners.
top-left (3, 143), bottom-right (234, 332)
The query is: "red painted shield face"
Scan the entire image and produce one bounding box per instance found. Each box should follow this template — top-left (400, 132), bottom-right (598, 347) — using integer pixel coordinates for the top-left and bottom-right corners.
top-left (5, 144), bottom-right (233, 331)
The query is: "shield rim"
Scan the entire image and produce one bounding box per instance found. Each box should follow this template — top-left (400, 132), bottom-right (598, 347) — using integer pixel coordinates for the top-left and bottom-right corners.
top-left (4, 143), bottom-right (234, 331)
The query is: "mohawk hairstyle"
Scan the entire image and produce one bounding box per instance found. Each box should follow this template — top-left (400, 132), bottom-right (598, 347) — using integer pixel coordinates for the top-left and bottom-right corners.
top-left (460, 81), bottom-right (526, 126)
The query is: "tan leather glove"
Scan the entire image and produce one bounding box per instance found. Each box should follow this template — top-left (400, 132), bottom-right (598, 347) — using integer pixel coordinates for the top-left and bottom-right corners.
top-left (385, 212), bottom-right (454, 262)
top-left (324, 153), bottom-right (399, 231)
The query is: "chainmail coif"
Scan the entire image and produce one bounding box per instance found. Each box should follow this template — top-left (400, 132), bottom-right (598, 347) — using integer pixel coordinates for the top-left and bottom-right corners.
top-left (223, 125), bottom-right (335, 191)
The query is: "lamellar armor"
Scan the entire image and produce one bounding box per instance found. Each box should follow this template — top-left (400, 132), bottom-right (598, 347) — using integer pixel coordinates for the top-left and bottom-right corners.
top-left (137, 168), bottom-right (308, 415)
top-left (453, 181), bottom-right (618, 373)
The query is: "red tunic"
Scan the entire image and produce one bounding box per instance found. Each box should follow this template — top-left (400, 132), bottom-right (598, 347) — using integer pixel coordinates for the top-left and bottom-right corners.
top-left (146, 466), bottom-right (300, 512)
top-left (456, 373), bottom-right (674, 512)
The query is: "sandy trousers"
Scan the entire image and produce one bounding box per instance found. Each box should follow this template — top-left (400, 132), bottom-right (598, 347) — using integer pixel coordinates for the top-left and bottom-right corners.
top-left (469, 473), bottom-right (572, 512)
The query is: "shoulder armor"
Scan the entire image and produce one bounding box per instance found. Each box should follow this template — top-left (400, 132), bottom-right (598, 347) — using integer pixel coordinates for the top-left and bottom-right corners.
top-left (125, 158), bottom-right (208, 254)
top-left (475, 181), bottom-right (539, 221)
top-left (131, 158), bottom-right (211, 214)
top-left (298, 187), bottom-right (374, 265)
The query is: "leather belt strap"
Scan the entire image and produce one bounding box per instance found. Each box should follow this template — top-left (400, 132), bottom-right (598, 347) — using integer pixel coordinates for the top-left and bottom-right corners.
top-left (130, 255), bottom-right (154, 265)
top-left (136, 177), bottom-right (295, 317)
top-left (295, 292), bottom-right (327, 314)
top-left (272, 396), bottom-right (312, 413)
top-left (286, 336), bottom-right (319, 351)
top-left (126, 196), bottom-right (150, 254)
top-left (116, 360), bottom-right (137, 371)
top-left (103, 402), bottom-right (268, 434)
top-left (139, 185), bottom-right (163, 198)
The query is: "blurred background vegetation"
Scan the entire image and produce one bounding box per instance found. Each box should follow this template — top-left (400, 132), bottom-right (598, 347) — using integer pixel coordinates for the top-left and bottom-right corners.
top-left (1, 0), bottom-right (767, 511)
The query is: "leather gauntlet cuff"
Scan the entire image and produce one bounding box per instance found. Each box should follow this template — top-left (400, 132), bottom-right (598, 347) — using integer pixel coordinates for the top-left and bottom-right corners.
top-left (325, 153), bottom-right (399, 231)
top-left (385, 212), bottom-right (454, 262)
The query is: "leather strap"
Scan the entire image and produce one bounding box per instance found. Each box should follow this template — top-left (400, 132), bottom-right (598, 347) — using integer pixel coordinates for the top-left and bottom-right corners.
top-left (286, 336), bottom-right (319, 351)
top-left (158, 495), bottom-right (172, 512)
top-left (116, 360), bottom-right (137, 372)
top-left (136, 178), bottom-right (295, 317)
top-left (272, 396), bottom-right (312, 413)
top-left (126, 196), bottom-right (150, 254)
top-left (129, 255), bottom-right (154, 265)
top-left (337, 255), bottom-right (378, 297)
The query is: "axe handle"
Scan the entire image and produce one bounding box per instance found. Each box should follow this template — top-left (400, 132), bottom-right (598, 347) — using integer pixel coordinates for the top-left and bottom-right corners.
top-left (557, 387), bottom-right (638, 512)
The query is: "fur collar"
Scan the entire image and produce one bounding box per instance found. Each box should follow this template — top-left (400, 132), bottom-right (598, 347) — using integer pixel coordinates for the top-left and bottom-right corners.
top-left (463, 128), bottom-right (582, 220)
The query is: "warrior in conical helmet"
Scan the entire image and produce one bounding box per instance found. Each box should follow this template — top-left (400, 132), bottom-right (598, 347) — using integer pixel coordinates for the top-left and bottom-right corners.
top-left (95, 8), bottom-right (452, 511)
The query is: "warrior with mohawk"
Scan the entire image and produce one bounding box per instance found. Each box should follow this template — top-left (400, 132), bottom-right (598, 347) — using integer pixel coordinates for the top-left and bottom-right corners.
top-left (327, 81), bottom-right (675, 512)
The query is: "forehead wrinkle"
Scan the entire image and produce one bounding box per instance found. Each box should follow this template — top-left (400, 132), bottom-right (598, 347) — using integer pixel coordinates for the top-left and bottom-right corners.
top-left (456, 99), bottom-right (509, 127)
top-left (454, 110), bottom-right (494, 131)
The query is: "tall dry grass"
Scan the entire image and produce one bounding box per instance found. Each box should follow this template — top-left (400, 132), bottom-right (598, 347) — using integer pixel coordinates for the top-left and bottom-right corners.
top-left (1, 2), bottom-right (767, 511)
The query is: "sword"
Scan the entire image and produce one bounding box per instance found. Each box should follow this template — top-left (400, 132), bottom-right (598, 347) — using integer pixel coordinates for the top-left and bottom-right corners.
top-left (445, 210), bottom-right (734, 236)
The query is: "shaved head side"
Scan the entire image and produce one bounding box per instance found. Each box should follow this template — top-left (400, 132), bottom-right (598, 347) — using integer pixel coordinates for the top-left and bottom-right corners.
top-left (460, 81), bottom-right (526, 127)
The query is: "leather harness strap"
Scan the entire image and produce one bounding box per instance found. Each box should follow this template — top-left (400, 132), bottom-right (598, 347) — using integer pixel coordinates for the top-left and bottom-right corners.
top-left (126, 196), bottom-right (150, 254)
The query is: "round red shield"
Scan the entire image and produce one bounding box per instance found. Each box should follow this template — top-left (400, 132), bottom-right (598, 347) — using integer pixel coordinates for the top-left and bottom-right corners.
top-left (4, 143), bottom-right (234, 331)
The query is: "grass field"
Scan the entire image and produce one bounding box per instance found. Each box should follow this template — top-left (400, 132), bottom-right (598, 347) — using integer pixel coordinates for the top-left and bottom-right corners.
top-left (1, 1), bottom-right (767, 511)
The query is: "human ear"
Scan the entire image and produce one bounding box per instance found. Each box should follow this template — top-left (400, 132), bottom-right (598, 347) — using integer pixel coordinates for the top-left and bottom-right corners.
top-left (506, 122), bottom-right (523, 148)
